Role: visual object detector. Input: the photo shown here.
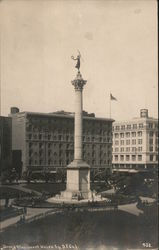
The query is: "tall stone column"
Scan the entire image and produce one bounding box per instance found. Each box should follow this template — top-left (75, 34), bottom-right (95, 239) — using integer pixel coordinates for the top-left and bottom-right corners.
top-left (61, 71), bottom-right (92, 200)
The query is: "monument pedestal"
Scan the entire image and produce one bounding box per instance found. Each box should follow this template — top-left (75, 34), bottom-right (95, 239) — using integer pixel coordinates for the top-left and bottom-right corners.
top-left (61, 160), bottom-right (92, 200)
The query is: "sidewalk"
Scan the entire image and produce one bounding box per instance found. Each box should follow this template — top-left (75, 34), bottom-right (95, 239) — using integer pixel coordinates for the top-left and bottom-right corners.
top-left (101, 188), bottom-right (115, 195)
top-left (0, 184), bottom-right (41, 196)
top-left (139, 196), bottom-right (156, 203)
top-left (118, 202), bottom-right (143, 216)
top-left (0, 207), bottom-right (53, 232)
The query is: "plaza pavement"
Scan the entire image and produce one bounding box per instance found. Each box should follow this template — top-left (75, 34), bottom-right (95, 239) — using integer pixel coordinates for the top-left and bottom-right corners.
top-left (118, 202), bottom-right (143, 216)
top-left (139, 196), bottom-right (156, 203)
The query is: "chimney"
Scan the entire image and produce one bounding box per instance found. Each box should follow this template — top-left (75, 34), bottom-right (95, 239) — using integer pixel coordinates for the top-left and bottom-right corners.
top-left (10, 107), bottom-right (19, 114)
top-left (140, 109), bottom-right (148, 118)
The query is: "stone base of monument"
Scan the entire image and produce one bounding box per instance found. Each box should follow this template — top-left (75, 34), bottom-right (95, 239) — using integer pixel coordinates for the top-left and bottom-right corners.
top-left (47, 190), bottom-right (107, 205)
top-left (64, 160), bottom-right (91, 200)
top-left (47, 191), bottom-right (107, 204)
top-left (60, 190), bottom-right (92, 200)
top-left (47, 160), bottom-right (106, 204)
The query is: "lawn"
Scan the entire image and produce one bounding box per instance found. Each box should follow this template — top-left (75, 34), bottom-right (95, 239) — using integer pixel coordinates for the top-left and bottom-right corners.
top-left (0, 210), bottom-right (157, 249)
top-left (23, 182), bottom-right (109, 196)
top-left (23, 183), bottom-right (66, 195)
top-left (0, 187), bottom-right (30, 199)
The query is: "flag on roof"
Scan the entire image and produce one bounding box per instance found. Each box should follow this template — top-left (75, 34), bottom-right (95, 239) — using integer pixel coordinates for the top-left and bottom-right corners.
top-left (110, 93), bottom-right (117, 101)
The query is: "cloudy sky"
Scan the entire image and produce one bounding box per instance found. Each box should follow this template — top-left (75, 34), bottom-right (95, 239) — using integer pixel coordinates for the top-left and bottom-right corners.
top-left (0, 0), bottom-right (157, 120)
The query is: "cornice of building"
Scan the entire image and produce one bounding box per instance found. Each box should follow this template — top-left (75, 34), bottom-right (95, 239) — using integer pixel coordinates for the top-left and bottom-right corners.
top-left (113, 117), bottom-right (158, 125)
top-left (9, 111), bottom-right (114, 122)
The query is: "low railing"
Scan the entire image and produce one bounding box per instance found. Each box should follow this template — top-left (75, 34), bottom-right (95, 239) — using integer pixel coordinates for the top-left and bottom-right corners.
top-left (0, 207), bottom-right (24, 222)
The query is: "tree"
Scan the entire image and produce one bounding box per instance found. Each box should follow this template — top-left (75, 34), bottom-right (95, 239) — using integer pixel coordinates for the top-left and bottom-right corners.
top-left (0, 161), bottom-right (13, 183)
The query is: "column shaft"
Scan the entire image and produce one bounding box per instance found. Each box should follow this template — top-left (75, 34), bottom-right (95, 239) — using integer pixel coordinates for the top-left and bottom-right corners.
top-left (74, 89), bottom-right (83, 160)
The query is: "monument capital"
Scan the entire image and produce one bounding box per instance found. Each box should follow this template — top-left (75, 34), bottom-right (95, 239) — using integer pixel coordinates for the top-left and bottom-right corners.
top-left (71, 71), bottom-right (87, 91)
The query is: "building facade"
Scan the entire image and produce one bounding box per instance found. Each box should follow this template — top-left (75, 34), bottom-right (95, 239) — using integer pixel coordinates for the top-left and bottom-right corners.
top-left (10, 108), bottom-right (114, 177)
top-left (112, 109), bottom-right (158, 172)
top-left (0, 116), bottom-right (12, 177)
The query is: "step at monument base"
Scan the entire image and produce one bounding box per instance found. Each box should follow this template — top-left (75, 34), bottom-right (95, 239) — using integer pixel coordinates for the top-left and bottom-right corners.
top-left (60, 190), bottom-right (92, 200)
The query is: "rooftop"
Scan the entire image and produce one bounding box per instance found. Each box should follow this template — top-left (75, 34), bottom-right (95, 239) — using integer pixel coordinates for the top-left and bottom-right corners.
top-left (10, 110), bottom-right (114, 122)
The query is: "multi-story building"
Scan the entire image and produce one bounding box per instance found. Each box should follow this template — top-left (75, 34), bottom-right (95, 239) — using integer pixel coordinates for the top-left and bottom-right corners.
top-left (0, 116), bottom-right (12, 177)
top-left (10, 107), bottom-right (114, 178)
top-left (112, 109), bottom-right (158, 172)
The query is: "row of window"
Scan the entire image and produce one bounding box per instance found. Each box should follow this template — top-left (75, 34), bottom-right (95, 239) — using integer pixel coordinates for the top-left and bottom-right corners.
top-left (114, 155), bottom-right (142, 161)
top-left (112, 164), bottom-right (157, 170)
top-left (114, 154), bottom-right (157, 162)
top-left (26, 126), bottom-right (73, 133)
top-left (27, 131), bottom-right (158, 142)
top-left (112, 164), bottom-right (145, 169)
top-left (149, 146), bottom-right (158, 152)
top-left (113, 122), bottom-right (157, 131)
top-left (26, 121), bottom-right (111, 132)
top-left (27, 133), bottom-right (112, 142)
top-left (29, 150), bottom-right (111, 157)
top-left (27, 126), bottom-right (112, 135)
top-left (28, 142), bottom-right (111, 150)
top-left (32, 147), bottom-right (156, 155)
top-left (149, 131), bottom-right (158, 137)
top-left (27, 134), bottom-right (74, 141)
top-left (149, 138), bottom-right (158, 144)
top-left (114, 131), bottom-right (142, 138)
top-left (27, 117), bottom-right (72, 124)
top-left (114, 147), bottom-right (142, 152)
top-left (28, 159), bottom-right (72, 166)
top-left (28, 159), bottom-right (111, 166)
top-left (83, 136), bottom-right (112, 142)
top-left (114, 139), bottom-right (142, 145)
top-left (113, 124), bottom-right (144, 131)
top-left (27, 117), bottom-right (111, 125)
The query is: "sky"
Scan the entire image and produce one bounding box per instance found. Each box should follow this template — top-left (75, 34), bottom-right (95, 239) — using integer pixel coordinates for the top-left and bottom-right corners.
top-left (0, 0), bottom-right (158, 121)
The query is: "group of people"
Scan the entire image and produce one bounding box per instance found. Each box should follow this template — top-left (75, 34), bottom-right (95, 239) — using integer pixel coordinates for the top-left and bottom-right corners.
top-left (19, 214), bottom-right (25, 223)
top-left (19, 206), bottom-right (27, 223)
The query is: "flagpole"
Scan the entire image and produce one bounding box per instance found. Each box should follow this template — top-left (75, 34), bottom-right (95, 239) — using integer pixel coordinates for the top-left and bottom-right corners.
top-left (110, 93), bottom-right (117, 119)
